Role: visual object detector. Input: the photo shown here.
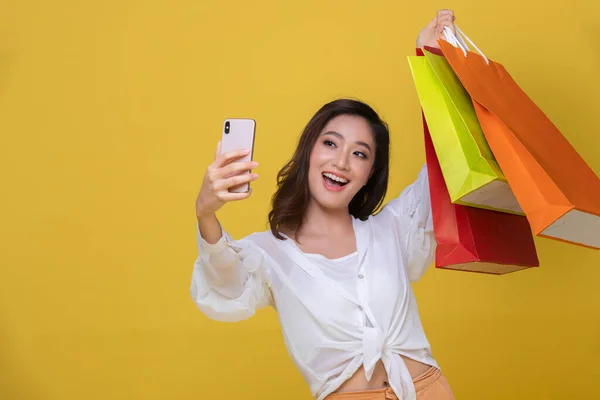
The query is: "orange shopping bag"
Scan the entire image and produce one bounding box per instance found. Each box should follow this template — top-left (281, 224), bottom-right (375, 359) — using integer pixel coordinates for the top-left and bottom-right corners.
top-left (437, 27), bottom-right (600, 249)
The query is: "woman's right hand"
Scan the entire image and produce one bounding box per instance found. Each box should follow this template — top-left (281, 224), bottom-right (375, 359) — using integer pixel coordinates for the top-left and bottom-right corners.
top-left (195, 142), bottom-right (259, 218)
top-left (416, 9), bottom-right (456, 49)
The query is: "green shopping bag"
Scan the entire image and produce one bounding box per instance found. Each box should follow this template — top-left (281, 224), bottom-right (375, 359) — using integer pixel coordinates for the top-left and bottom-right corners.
top-left (408, 50), bottom-right (523, 214)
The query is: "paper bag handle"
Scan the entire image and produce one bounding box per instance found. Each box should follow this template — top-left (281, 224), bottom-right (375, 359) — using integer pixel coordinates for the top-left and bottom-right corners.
top-left (443, 25), bottom-right (490, 65)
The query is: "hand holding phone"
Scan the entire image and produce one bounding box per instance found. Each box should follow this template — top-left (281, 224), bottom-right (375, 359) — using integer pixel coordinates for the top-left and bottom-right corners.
top-left (195, 119), bottom-right (258, 218)
top-left (219, 118), bottom-right (256, 193)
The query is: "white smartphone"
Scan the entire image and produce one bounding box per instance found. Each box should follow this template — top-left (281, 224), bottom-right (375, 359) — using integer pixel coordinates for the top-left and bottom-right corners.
top-left (220, 118), bottom-right (256, 193)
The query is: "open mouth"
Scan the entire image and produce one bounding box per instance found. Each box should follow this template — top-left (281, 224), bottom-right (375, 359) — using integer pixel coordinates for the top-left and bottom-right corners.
top-left (322, 172), bottom-right (350, 189)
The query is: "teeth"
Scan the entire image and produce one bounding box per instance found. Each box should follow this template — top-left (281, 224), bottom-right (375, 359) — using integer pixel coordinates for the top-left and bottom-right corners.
top-left (323, 172), bottom-right (348, 183)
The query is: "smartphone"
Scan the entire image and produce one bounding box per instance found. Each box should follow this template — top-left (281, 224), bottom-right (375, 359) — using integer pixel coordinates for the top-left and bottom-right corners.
top-left (220, 118), bottom-right (256, 193)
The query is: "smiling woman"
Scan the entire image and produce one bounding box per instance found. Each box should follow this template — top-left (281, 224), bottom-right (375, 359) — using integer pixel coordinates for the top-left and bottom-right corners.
top-left (193, 9), bottom-right (458, 400)
top-left (269, 102), bottom-right (390, 242)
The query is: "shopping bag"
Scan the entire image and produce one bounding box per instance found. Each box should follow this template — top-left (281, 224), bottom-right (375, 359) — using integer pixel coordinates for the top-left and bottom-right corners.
top-left (408, 51), bottom-right (522, 215)
top-left (438, 27), bottom-right (600, 249)
top-left (424, 113), bottom-right (539, 274)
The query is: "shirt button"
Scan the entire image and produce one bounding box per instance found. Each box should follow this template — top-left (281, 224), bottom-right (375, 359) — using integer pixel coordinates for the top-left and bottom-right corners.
top-left (358, 274), bottom-right (364, 279)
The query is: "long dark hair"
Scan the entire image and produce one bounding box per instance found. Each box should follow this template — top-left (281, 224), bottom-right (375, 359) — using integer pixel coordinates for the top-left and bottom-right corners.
top-left (268, 98), bottom-right (390, 240)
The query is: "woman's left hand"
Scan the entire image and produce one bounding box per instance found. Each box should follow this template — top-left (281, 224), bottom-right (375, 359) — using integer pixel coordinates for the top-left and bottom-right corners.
top-left (416, 9), bottom-right (456, 49)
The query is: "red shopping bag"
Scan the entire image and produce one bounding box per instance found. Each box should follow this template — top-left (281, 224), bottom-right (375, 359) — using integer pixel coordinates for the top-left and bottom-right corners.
top-left (424, 114), bottom-right (540, 273)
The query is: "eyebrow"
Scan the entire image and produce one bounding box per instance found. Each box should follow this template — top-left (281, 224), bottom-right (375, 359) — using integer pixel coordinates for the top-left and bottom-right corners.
top-left (322, 131), bottom-right (372, 152)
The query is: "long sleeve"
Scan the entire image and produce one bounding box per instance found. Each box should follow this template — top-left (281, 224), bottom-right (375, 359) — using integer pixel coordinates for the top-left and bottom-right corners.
top-left (381, 164), bottom-right (436, 282)
top-left (190, 224), bottom-right (273, 322)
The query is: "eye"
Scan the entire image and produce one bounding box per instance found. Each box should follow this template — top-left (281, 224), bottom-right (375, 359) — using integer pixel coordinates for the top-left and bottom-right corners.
top-left (323, 140), bottom-right (336, 148)
top-left (354, 151), bottom-right (367, 159)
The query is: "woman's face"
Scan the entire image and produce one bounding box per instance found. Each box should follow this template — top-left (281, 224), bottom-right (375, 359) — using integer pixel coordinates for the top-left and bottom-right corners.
top-left (307, 114), bottom-right (376, 213)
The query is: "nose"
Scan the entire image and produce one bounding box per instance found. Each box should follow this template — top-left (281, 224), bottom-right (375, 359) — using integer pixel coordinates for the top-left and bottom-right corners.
top-left (333, 150), bottom-right (350, 171)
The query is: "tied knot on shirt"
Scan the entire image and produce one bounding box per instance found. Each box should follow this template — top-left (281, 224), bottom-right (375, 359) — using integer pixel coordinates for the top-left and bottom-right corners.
top-left (362, 326), bottom-right (388, 381)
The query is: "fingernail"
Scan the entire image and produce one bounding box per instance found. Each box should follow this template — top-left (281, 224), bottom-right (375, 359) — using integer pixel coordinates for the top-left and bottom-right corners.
top-left (252, 161), bottom-right (259, 167)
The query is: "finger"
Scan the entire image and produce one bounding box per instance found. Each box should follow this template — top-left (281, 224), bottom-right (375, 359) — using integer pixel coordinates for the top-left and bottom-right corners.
top-left (437, 9), bottom-right (454, 18)
top-left (214, 148), bottom-right (252, 168)
top-left (439, 22), bottom-right (455, 35)
top-left (436, 16), bottom-right (455, 33)
top-left (436, 10), bottom-right (453, 24)
top-left (216, 190), bottom-right (253, 202)
top-left (214, 173), bottom-right (258, 191)
top-left (438, 16), bottom-right (454, 26)
top-left (209, 160), bottom-right (257, 181)
top-left (214, 141), bottom-right (222, 160)
top-left (219, 161), bottom-right (259, 179)
top-left (436, 12), bottom-right (454, 23)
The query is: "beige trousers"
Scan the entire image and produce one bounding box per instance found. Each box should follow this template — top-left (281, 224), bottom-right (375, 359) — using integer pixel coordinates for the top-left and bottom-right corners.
top-left (325, 367), bottom-right (455, 400)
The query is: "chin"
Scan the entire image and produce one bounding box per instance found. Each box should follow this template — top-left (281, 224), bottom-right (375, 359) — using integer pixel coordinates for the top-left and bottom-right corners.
top-left (320, 199), bottom-right (350, 212)
top-left (312, 189), bottom-right (358, 212)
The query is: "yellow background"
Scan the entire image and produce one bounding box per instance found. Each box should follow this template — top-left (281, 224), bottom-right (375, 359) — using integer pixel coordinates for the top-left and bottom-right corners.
top-left (1, 0), bottom-right (599, 399)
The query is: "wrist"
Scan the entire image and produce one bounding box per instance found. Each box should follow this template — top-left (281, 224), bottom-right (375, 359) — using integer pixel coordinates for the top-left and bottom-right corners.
top-left (196, 209), bottom-right (217, 222)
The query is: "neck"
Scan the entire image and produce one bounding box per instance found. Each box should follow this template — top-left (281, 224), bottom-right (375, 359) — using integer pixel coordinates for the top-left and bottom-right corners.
top-left (296, 200), bottom-right (353, 239)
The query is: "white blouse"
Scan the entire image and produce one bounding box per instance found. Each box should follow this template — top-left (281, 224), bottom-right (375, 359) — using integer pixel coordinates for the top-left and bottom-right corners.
top-left (191, 164), bottom-right (438, 400)
top-left (305, 251), bottom-right (360, 300)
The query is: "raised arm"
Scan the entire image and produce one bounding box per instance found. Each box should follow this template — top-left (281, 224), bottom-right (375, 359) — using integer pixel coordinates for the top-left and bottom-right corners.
top-left (369, 10), bottom-right (457, 281)
top-left (379, 165), bottom-right (435, 282)
top-left (191, 143), bottom-right (272, 322)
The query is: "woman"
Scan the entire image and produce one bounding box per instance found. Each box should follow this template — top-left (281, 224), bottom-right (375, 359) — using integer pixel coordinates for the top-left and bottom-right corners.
top-left (192, 10), bottom-right (457, 400)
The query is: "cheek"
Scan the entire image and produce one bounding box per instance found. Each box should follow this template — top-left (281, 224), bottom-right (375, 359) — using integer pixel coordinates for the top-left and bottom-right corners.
top-left (354, 160), bottom-right (375, 184)
top-left (308, 147), bottom-right (326, 172)
top-left (307, 151), bottom-right (322, 183)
